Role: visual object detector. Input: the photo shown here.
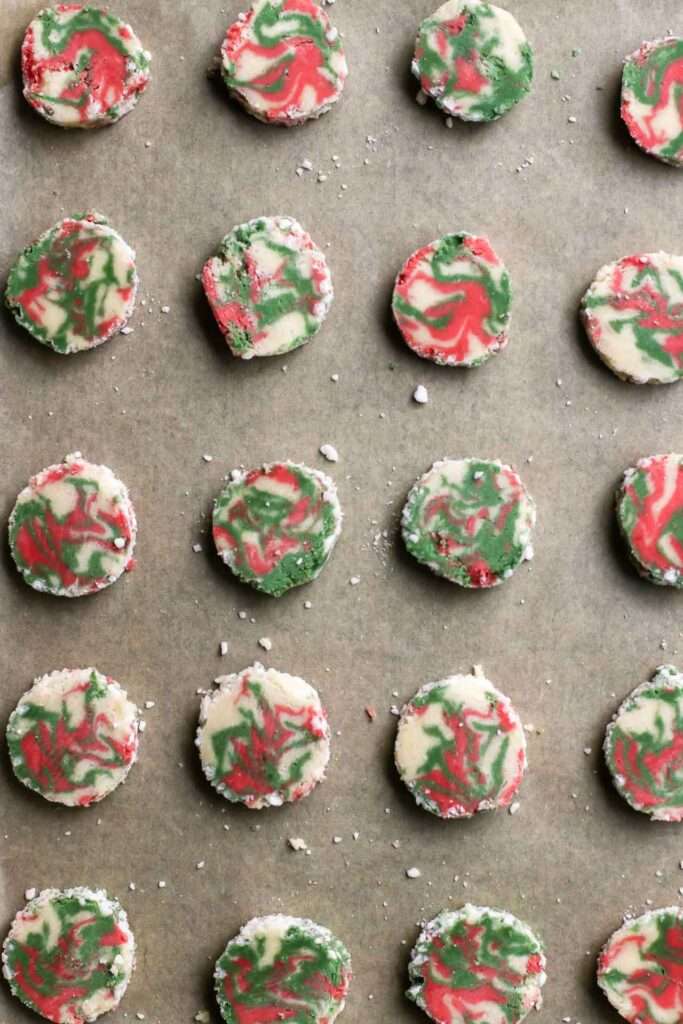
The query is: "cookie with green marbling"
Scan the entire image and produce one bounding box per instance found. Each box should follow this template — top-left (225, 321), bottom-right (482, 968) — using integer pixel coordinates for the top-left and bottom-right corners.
top-left (212, 462), bottom-right (342, 597)
top-left (402, 458), bottom-right (535, 588)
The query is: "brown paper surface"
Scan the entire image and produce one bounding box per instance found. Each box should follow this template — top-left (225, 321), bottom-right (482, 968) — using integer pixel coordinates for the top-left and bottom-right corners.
top-left (2, 1), bottom-right (683, 1021)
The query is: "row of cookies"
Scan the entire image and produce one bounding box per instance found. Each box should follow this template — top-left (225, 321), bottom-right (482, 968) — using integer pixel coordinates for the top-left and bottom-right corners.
top-left (19, 2), bottom-right (683, 169)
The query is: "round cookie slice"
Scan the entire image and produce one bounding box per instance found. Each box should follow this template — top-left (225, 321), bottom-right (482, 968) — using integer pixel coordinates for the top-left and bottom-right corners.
top-left (393, 233), bottom-right (511, 366)
top-left (598, 907), bottom-right (683, 1022)
top-left (196, 663), bottom-right (330, 809)
top-left (212, 462), bottom-right (342, 597)
top-left (395, 671), bottom-right (526, 818)
top-left (2, 887), bottom-right (135, 1023)
top-left (221, 0), bottom-right (348, 126)
top-left (402, 458), bottom-right (535, 588)
top-left (604, 665), bottom-right (683, 822)
top-left (413, 1), bottom-right (533, 122)
top-left (7, 668), bottom-right (140, 808)
top-left (581, 253), bottom-right (683, 384)
top-left (6, 212), bottom-right (138, 354)
top-left (8, 452), bottom-right (137, 598)
top-left (21, 5), bottom-right (151, 129)
top-left (616, 453), bottom-right (683, 587)
top-left (622, 38), bottom-right (683, 167)
top-left (215, 915), bottom-right (351, 1024)
top-left (407, 905), bottom-right (546, 1024)
top-left (202, 216), bottom-right (333, 359)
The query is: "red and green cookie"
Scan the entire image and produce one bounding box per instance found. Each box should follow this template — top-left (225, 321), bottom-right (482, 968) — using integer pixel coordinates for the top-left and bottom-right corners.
top-left (395, 671), bottom-right (526, 819)
top-left (8, 452), bottom-right (137, 598)
top-left (6, 212), bottom-right (138, 355)
top-left (413, 1), bottom-right (533, 122)
top-left (202, 216), bottom-right (333, 359)
top-left (622, 38), bottom-right (683, 167)
top-left (212, 462), bottom-right (342, 597)
top-left (221, 0), bottom-right (348, 126)
top-left (214, 915), bottom-right (352, 1024)
top-left (581, 253), bottom-right (683, 384)
top-left (7, 668), bottom-right (140, 808)
top-left (598, 907), bottom-right (683, 1023)
top-left (393, 232), bottom-right (511, 367)
top-left (196, 663), bottom-right (330, 809)
top-left (604, 665), bottom-right (683, 822)
top-left (617, 453), bottom-right (683, 587)
top-left (407, 905), bottom-right (546, 1024)
top-left (2, 887), bottom-right (135, 1024)
top-left (402, 458), bottom-right (536, 588)
top-left (21, 5), bottom-right (151, 129)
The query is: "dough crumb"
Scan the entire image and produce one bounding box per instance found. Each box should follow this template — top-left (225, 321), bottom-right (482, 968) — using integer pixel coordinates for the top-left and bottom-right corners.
top-left (320, 443), bottom-right (339, 463)
top-left (413, 384), bottom-right (429, 404)
top-left (406, 867), bottom-right (422, 879)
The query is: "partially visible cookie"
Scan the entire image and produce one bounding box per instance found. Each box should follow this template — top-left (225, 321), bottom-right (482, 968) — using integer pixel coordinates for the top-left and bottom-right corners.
top-left (622, 37), bottom-right (683, 166)
top-left (581, 253), bottom-right (683, 384)
top-left (616, 453), bottom-right (683, 586)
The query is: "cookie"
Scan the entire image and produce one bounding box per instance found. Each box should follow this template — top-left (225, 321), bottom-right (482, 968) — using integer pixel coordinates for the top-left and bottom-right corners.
top-left (196, 663), bottom-right (330, 809)
top-left (21, 5), bottom-right (151, 128)
top-left (8, 452), bottom-right (137, 598)
top-left (407, 905), bottom-right (546, 1024)
top-left (413, 1), bottom-right (533, 122)
top-left (212, 462), bottom-right (342, 596)
top-left (402, 458), bottom-right (535, 588)
top-left (616, 453), bottom-right (683, 586)
top-left (622, 37), bottom-right (683, 167)
top-left (598, 907), bottom-right (683, 1022)
top-left (2, 887), bottom-right (135, 1023)
top-left (221, 0), bottom-right (348, 126)
top-left (7, 668), bottom-right (140, 808)
top-left (202, 216), bottom-right (332, 359)
top-left (581, 253), bottom-right (683, 384)
top-left (604, 665), bottom-right (683, 822)
top-left (6, 212), bottom-right (138, 354)
top-left (395, 671), bottom-right (526, 818)
top-left (393, 232), bottom-right (511, 366)
top-left (215, 915), bottom-right (351, 1024)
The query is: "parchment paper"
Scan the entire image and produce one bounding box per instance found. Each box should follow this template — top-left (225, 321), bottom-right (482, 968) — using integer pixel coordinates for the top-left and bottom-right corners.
top-left (2, 1), bottom-right (683, 1021)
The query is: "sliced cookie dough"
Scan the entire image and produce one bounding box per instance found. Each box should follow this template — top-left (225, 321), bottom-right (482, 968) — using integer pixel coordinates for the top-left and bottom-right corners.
top-left (9, 452), bottom-right (137, 598)
top-left (196, 663), bottom-right (330, 809)
top-left (7, 668), bottom-right (140, 807)
top-left (605, 665), bottom-right (683, 822)
top-left (616, 453), bottom-right (683, 587)
top-left (581, 253), bottom-right (683, 384)
top-left (622, 38), bottom-right (683, 167)
top-left (2, 887), bottom-right (135, 1023)
top-left (6, 212), bottom-right (138, 355)
top-left (395, 671), bottom-right (526, 818)
top-left (221, 0), bottom-right (348, 126)
top-left (402, 458), bottom-right (535, 588)
top-left (393, 233), bottom-right (511, 366)
top-left (215, 915), bottom-right (351, 1024)
top-left (202, 216), bottom-right (333, 359)
top-left (21, 5), bottom-right (151, 128)
top-left (212, 462), bottom-right (342, 597)
top-left (413, 1), bottom-right (533, 122)
top-left (598, 907), bottom-right (683, 1022)
top-left (407, 905), bottom-right (546, 1024)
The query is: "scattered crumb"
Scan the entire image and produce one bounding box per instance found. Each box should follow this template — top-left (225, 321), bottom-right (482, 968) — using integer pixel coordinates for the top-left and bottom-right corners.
top-left (413, 384), bottom-right (429, 405)
top-left (258, 637), bottom-right (272, 652)
top-left (365, 706), bottom-right (377, 722)
top-left (288, 837), bottom-right (309, 852)
top-left (320, 443), bottom-right (339, 463)
top-left (219, 640), bottom-right (229, 656)
top-left (406, 867), bottom-right (422, 879)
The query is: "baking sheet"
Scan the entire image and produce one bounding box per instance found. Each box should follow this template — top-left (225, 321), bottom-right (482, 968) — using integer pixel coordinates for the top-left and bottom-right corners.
top-left (2, 1), bottom-right (683, 1021)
